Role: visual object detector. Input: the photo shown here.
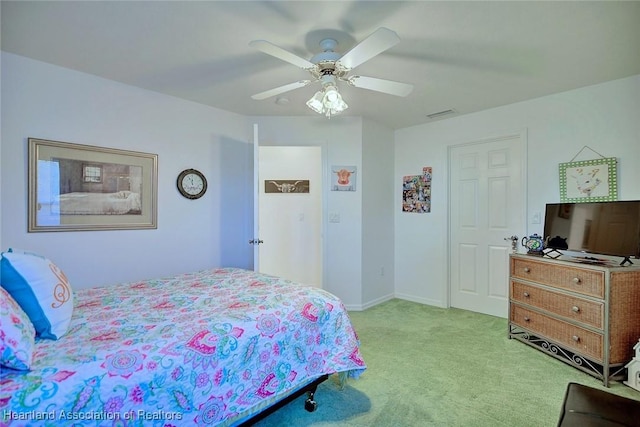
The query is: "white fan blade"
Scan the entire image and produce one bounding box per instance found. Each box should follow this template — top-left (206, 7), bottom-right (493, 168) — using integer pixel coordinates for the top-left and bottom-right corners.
top-left (249, 40), bottom-right (315, 70)
top-left (337, 27), bottom-right (400, 70)
top-left (251, 80), bottom-right (312, 100)
top-left (348, 76), bottom-right (413, 97)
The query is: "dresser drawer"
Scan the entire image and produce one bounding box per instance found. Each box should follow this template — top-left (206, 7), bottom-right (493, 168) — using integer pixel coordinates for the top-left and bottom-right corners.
top-left (511, 258), bottom-right (605, 298)
top-left (510, 281), bottom-right (604, 329)
top-left (510, 304), bottom-right (603, 361)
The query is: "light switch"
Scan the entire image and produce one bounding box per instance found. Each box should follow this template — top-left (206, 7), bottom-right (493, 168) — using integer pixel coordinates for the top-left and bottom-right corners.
top-left (532, 211), bottom-right (541, 224)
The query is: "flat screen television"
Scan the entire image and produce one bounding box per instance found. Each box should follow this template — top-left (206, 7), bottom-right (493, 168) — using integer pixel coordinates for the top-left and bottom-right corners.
top-left (543, 200), bottom-right (640, 261)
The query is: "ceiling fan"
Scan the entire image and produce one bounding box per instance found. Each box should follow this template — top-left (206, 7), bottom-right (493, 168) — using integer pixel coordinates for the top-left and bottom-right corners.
top-left (249, 27), bottom-right (414, 117)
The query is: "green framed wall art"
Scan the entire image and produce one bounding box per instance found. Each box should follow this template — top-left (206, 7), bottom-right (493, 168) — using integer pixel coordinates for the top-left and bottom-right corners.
top-left (558, 157), bottom-right (618, 203)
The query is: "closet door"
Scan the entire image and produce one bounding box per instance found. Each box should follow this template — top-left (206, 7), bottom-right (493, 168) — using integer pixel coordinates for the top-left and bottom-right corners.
top-left (449, 132), bottom-right (526, 317)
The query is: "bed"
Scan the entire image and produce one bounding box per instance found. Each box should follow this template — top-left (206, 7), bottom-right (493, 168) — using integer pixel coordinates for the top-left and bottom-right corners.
top-left (51, 190), bottom-right (142, 215)
top-left (0, 255), bottom-right (366, 427)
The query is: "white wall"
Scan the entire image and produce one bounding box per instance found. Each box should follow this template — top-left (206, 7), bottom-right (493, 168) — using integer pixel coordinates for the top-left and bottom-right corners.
top-left (1, 53), bottom-right (253, 289)
top-left (394, 75), bottom-right (640, 307)
top-left (0, 49), bottom-right (3, 253)
top-left (361, 118), bottom-right (395, 307)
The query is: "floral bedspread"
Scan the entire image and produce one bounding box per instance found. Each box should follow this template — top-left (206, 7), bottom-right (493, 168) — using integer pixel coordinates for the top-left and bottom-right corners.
top-left (1, 268), bottom-right (366, 426)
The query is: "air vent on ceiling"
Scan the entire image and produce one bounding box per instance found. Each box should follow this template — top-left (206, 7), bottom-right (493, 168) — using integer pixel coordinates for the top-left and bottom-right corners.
top-left (426, 109), bottom-right (457, 119)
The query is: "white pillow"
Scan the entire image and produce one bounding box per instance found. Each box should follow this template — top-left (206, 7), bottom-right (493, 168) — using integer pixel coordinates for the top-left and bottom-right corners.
top-left (1, 250), bottom-right (73, 340)
top-left (0, 287), bottom-right (36, 370)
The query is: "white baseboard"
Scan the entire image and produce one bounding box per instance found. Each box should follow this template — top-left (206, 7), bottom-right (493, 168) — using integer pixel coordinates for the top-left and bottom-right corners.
top-left (393, 292), bottom-right (446, 308)
top-left (346, 292), bottom-right (446, 311)
top-left (344, 293), bottom-right (394, 311)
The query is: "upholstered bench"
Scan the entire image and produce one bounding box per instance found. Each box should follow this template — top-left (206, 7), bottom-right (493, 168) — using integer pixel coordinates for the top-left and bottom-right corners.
top-left (558, 382), bottom-right (640, 426)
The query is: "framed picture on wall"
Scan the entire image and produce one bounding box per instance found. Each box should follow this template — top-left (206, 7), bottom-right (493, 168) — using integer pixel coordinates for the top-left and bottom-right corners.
top-left (331, 166), bottom-right (357, 191)
top-left (264, 179), bottom-right (310, 193)
top-left (558, 157), bottom-right (617, 203)
top-left (28, 138), bottom-right (158, 232)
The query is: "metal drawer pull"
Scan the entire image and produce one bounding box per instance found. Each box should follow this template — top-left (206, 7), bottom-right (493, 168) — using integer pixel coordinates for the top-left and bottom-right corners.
top-left (572, 306), bottom-right (580, 313)
top-left (523, 267), bottom-right (530, 273)
top-left (572, 277), bottom-right (581, 284)
top-left (523, 292), bottom-right (530, 298)
top-left (572, 335), bottom-right (580, 342)
top-left (523, 316), bottom-right (530, 322)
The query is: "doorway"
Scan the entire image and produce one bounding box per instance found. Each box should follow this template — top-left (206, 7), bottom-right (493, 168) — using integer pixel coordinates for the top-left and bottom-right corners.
top-left (257, 146), bottom-right (323, 288)
top-left (448, 131), bottom-right (526, 317)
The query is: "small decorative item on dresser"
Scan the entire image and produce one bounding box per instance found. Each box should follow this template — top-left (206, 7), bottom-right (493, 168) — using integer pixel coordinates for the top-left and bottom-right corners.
top-left (521, 233), bottom-right (544, 254)
top-left (504, 235), bottom-right (519, 253)
top-left (624, 339), bottom-right (640, 391)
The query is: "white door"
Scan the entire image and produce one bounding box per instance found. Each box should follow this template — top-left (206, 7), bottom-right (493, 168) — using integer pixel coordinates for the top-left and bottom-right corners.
top-left (449, 132), bottom-right (526, 318)
top-left (251, 124), bottom-right (324, 287)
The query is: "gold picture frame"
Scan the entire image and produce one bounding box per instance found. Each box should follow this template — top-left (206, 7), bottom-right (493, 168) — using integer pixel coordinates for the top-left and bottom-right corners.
top-left (559, 157), bottom-right (617, 203)
top-left (28, 138), bottom-right (158, 232)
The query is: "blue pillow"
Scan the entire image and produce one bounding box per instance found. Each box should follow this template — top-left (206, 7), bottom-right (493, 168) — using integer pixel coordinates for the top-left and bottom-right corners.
top-left (1, 250), bottom-right (73, 340)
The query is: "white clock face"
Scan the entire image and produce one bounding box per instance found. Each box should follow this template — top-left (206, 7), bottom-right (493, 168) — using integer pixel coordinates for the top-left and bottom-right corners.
top-left (182, 174), bottom-right (204, 195)
top-left (177, 169), bottom-right (207, 199)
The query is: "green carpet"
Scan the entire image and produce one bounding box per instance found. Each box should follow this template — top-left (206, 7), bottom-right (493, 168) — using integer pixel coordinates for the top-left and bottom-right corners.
top-left (255, 299), bottom-right (640, 426)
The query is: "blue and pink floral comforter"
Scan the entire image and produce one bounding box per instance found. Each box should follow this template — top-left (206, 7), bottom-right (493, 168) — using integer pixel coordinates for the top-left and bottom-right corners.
top-left (1, 268), bottom-right (366, 426)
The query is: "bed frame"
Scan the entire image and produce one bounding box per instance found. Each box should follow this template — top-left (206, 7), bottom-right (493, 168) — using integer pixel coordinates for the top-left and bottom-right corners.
top-left (238, 374), bottom-right (329, 426)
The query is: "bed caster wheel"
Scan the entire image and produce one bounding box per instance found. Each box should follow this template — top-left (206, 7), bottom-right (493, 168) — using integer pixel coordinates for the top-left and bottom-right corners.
top-left (304, 398), bottom-right (317, 412)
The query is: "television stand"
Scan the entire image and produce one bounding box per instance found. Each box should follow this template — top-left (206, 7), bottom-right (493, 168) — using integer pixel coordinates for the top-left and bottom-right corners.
top-left (620, 256), bottom-right (634, 267)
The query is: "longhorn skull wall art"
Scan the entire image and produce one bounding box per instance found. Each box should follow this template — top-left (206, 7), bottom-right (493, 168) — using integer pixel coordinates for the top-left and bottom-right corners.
top-left (265, 180), bottom-right (310, 193)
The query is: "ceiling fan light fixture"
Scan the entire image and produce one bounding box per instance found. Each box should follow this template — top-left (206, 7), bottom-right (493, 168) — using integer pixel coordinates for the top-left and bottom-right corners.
top-left (306, 90), bottom-right (325, 114)
top-left (324, 86), bottom-right (339, 102)
top-left (324, 90), bottom-right (348, 116)
top-left (306, 84), bottom-right (348, 118)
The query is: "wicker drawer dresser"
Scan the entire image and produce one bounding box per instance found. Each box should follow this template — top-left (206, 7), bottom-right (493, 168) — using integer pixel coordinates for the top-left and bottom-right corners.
top-left (508, 253), bottom-right (640, 386)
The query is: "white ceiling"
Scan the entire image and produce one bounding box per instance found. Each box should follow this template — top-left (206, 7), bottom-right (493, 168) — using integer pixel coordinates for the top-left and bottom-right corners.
top-left (2, 1), bottom-right (639, 129)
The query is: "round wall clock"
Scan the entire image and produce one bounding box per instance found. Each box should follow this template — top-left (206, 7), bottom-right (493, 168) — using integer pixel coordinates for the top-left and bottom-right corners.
top-left (177, 168), bottom-right (207, 199)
